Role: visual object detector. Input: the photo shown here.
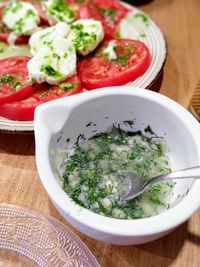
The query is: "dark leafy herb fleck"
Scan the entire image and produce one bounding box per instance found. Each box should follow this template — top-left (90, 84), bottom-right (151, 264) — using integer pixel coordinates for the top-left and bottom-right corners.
top-left (86, 122), bottom-right (93, 127)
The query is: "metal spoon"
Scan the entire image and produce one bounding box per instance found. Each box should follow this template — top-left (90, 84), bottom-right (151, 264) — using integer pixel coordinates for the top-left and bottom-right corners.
top-left (118, 166), bottom-right (200, 201)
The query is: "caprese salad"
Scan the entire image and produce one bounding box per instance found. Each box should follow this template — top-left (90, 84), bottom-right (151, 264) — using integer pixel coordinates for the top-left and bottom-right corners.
top-left (0, 0), bottom-right (151, 121)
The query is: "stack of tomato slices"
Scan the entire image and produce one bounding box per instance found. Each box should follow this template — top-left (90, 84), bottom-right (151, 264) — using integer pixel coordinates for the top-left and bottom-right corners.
top-left (0, 57), bottom-right (83, 121)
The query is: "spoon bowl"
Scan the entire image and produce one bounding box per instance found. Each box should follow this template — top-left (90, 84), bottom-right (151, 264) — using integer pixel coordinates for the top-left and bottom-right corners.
top-left (119, 166), bottom-right (200, 201)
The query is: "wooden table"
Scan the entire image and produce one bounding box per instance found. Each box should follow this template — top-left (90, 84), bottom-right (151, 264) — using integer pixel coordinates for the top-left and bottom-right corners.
top-left (0, 0), bottom-right (200, 266)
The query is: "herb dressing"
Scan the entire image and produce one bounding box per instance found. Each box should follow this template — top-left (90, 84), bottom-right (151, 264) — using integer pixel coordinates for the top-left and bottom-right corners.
top-left (0, 42), bottom-right (30, 59)
top-left (62, 125), bottom-right (174, 219)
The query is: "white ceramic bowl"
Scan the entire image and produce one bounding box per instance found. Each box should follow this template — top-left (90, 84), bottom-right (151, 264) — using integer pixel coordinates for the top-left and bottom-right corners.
top-left (34, 87), bottom-right (200, 245)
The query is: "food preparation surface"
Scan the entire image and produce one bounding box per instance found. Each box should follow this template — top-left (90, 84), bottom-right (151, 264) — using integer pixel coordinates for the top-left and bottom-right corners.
top-left (0, 0), bottom-right (200, 266)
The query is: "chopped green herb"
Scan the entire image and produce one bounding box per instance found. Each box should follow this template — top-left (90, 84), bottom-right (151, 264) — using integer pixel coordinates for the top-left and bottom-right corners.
top-left (75, 0), bottom-right (86, 3)
top-left (0, 74), bottom-right (22, 90)
top-left (144, 125), bottom-right (155, 135)
top-left (116, 53), bottom-right (129, 66)
top-left (115, 31), bottom-right (121, 38)
top-left (26, 9), bottom-right (36, 18)
top-left (3, 1), bottom-right (23, 17)
top-left (63, 52), bottom-right (68, 59)
top-left (47, 0), bottom-right (76, 23)
top-left (134, 13), bottom-right (150, 27)
top-left (60, 82), bottom-right (77, 90)
top-left (62, 124), bottom-right (174, 219)
top-left (40, 92), bottom-right (48, 97)
top-left (123, 120), bottom-right (135, 128)
top-left (98, 7), bottom-right (117, 20)
top-left (71, 23), bottom-right (97, 52)
top-left (0, 74), bottom-right (13, 85)
top-left (43, 41), bottom-right (53, 51)
top-left (14, 18), bottom-right (24, 34)
top-left (40, 65), bottom-right (62, 78)
top-left (86, 122), bottom-right (93, 127)
top-left (140, 33), bottom-right (146, 38)
top-left (53, 53), bottom-right (61, 59)
top-left (40, 32), bottom-right (51, 40)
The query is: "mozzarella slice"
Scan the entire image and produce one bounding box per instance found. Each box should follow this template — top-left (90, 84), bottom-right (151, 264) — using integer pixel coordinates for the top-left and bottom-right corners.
top-left (45, 0), bottom-right (76, 25)
top-left (28, 38), bottom-right (76, 84)
top-left (2, 1), bottom-right (40, 35)
top-left (69, 19), bottom-right (104, 56)
top-left (29, 22), bottom-right (71, 55)
top-left (102, 40), bottom-right (117, 60)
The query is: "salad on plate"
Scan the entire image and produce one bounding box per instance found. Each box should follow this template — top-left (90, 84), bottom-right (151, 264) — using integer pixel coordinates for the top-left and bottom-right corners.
top-left (0, 0), bottom-right (153, 122)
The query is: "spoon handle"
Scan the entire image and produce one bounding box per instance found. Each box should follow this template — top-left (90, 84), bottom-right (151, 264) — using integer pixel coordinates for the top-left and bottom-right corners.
top-left (151, 166), bottom-right (200, 184)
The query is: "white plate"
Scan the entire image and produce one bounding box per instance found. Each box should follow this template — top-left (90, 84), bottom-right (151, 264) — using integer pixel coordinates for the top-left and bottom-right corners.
top-left (0, 203), bottom-right (100, 267)
top-left (0, 4), bottom-right (166, 132)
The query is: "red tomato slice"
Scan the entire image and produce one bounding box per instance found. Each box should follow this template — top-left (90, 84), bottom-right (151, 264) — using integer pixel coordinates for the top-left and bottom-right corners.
top-left (79, 0), bottom-right (131, 39)
top-left (0, 56), bottom-right (35, 104)
top-left (77, 39), bottom-right (151, 90)
top-left (0, 74), bottom-right (83, 121)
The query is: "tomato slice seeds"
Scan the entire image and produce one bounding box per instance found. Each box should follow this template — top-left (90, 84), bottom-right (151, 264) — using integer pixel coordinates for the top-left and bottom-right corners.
top-left (0, 74), bottom-right (83, 121)
top-left (78, 39), bottom-right (151, 90)
top-left (0, 56), bottom-right (35, 103)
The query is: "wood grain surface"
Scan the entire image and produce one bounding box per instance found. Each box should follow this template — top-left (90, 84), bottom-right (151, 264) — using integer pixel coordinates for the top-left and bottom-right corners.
top-left (0, 0), bottom-right (200, 266)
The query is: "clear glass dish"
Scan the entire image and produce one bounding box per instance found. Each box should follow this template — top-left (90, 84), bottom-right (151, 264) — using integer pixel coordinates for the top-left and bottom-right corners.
top-left (0, 204), bottom-right (100, 267)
